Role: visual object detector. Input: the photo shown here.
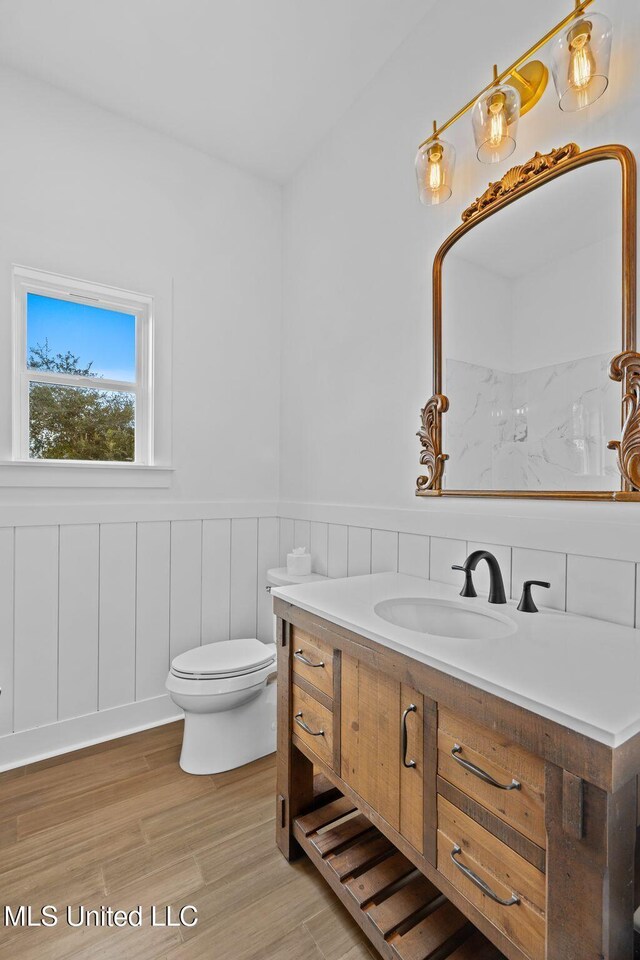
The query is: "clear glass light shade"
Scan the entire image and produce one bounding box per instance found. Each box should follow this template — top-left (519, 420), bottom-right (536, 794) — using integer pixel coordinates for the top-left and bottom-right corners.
top-left (415, 138), bottom-right (456, 206)
top-left (472, 83), bottom-right (521, 164)
top-left (551, 13), bottom-right (612, 111)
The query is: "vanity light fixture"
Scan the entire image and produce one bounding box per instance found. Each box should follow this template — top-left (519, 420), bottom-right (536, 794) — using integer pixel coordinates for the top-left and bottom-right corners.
top-left (551, 3), bottom-right (613, 111)
top-left (415, 121), bottom-right (456, 205)
top-left (472, 66), bottom-right (521, 164)
top-left (415, 0), bottom-right (611, 204)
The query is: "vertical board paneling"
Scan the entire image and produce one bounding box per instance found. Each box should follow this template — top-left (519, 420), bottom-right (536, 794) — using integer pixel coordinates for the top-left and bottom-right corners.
top-left (14, 526), bottom-right (58, 732)
top-left (279, 518), bottom-right (294, 567)
top-left (0, 529), bottom-right (14, 736)
top-left (371, 530), bottom-right (398, 574)
top-left (230, 518), bottom-right (258, 640)
top-left (99, 523), bottom-right (137, 711)
top-left (328, 524), bottom-right (348, 579)
top-left (293, 520), bottom-right (311, 551)
top-left (59, 525), bottom-right (99, 720)
top-left (567, 554), bottom-right (636, 627)
top-left (430, 537), bottom-right (467, 585)
top-left (136, 522), bottom-right (170, 701)
top-left (257, 518), bottom-right (279, 644)
top-left (348, 526), bottom-right (371, 577)
top-left (170, 521), bottom-right (203, 660)
top-left (310, 521), bottom-right (329, 576)
top-left (399, 533), bottom-right (430, 579)
top-left (201, 519), bottom-right (231, 644)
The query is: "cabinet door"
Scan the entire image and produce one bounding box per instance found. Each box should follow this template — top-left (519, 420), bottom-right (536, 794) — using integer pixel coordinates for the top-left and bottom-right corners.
top-left (400, 683), bottom-right (424, 852)
top-left (341, 654), bottom-right (424, 851)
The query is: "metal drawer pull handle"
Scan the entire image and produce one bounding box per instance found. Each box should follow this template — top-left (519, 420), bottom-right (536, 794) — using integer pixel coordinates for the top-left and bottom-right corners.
top-left (401, 704), bottom-right (417, 768)
top-left (294, 712), bottom-right (324, 737)
top-left (294, 649), bottom-right (325, 668)
top-left (451, 745), bottom-right (520, 791)
top-left (450, 846), bottom-right (520, 906)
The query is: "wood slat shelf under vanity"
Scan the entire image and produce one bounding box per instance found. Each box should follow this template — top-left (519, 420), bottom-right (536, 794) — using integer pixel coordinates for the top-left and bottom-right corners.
top-left (293, 793), bottom-right (507, 960)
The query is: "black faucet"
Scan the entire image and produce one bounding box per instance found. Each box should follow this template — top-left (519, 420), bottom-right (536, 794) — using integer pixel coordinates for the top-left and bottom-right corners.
top-left (517, 580), bottom-right (550, 613)
top-left (452, 550), bottom-right (507, 604)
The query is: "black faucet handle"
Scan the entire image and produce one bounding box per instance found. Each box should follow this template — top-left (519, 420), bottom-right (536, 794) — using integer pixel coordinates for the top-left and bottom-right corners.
top-left (451, 564), bottom-right (478, 599)
top-left (517, 580), bottom-right (550, 614)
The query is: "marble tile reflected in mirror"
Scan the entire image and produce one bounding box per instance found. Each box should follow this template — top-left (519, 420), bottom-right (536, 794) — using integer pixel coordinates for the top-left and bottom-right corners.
top-left (438, 155), bottom-right (629, 494)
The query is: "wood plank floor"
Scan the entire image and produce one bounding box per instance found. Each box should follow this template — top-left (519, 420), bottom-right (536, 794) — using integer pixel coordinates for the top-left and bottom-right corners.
top-left (0, 722), bottom-right (378, 960)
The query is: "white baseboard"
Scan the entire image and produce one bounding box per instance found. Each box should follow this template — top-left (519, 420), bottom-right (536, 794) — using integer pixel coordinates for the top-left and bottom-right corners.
top-left (0, 695), bottom-right (183, 772)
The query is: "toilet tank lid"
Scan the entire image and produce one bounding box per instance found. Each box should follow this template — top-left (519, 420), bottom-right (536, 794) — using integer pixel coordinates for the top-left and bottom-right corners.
top-left (267, 566), bottom-right (329, 587)
top-left (171, 638), bottom-right (275, 678)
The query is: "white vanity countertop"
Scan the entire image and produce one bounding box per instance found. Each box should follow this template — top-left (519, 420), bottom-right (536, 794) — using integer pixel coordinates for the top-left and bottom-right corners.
top-left (272, 572), bottom-right (640, 748)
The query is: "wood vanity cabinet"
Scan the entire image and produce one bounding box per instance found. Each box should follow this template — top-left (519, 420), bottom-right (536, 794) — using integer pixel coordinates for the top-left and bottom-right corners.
top-left (340, 653), bottom-right (425, 852)
top-left (275, 599), bottom-right (639, 960)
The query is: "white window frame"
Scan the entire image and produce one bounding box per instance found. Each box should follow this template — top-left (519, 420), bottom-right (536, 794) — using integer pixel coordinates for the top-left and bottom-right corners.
top-left (12, 266), bottom-right (154, 466)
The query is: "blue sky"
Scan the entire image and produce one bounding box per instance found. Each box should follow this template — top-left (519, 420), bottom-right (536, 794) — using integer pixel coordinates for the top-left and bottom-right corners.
top-left (27, 293), bottom-right (136, 382)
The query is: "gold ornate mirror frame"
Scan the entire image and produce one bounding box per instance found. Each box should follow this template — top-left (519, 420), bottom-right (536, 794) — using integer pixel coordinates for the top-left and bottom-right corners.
top-left (417, 142), bottom-right (639, 501)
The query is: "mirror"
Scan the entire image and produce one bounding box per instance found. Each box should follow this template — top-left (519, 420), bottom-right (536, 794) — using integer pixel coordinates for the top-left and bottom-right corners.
top-left (418, 144), bottom-right (639, 501)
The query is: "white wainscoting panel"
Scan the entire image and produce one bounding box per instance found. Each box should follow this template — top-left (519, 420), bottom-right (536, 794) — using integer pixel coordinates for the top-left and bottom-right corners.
top-left (328, 524), bottom-right (348, 579)
top-left (0, 510), bottom-right (275, 770)
top-left (430, 536), bottom-right (467, 586)
top-left (99, 523), bottom-right (137, 711)
top-left (257, 517), bottom-right (279, 644)
top-left (398, 533), bottom-right (430, 579)
top-left (14, 525), bottom-right (59, 732)
top-left (511, 547), bottom-right (567, 612)
top-left (348, 526), bottom-right (371, 577)
top-left (230, 518), bottom-right (258, 639)
top-left (58, 524), bottom-right (99, 721)
top-left (371, 529), bottom-right (399, 574)
top-left (310, 521), bottom-right (329, 576)
top-left (136, 521), bottom-right (171, 701)
top-left (201, 519), bottom-right (231, 644)
top-left (170, 520), bottom-right (203, 661)
top-left (3, 505), bottom-right (639, 772)
top-left (293, 519), bottom-right (311, 552)
top-left (0, 529), bottom-right (14, 737)
top-left (279, 518), bottom-right (294, 567)
top-left (567, 554), bottom-right (636, 627)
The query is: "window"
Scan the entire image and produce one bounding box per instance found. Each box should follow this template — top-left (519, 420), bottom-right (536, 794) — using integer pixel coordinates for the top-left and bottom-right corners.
top-left (13, 267), bottom-right (153, 464)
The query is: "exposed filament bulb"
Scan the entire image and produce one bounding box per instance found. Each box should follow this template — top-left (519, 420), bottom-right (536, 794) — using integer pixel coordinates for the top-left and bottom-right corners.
top-left (427, 142), bottom-right (443, 191)
top-left (568, 19), bottom-right (596, 89)
top-left (487, 91), bottom-right (508, 147)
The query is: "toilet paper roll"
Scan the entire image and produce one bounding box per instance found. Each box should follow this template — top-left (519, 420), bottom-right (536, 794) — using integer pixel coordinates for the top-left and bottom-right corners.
top-left (287, 548), bottom-right (312, 576)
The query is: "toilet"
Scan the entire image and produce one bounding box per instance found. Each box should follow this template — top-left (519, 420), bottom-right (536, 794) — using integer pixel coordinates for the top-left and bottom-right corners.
top-left (166, 637), bottom-right (277, 775)
top-left (167, 567), bottom-right (328, 775)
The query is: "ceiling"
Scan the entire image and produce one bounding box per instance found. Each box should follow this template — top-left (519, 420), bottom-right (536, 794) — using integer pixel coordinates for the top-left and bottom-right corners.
top-left (0, 0), bottom-right (431, 182)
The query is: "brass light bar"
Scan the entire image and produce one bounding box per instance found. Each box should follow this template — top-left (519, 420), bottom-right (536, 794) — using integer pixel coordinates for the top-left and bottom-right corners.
top-left (418, 0), bottom-right (595, 150)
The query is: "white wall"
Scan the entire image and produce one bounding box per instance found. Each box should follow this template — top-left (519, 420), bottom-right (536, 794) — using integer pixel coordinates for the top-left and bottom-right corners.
top-left (280, 0), bottom-right (640, 554)
top-left (443, 256), bottom-right (513, 372)
top-left (513, 235), bottom-right (621, 371)
top-left (0, 65), bottom-right (282, 505)
top-left (0, 66), bottom-right (283, 767)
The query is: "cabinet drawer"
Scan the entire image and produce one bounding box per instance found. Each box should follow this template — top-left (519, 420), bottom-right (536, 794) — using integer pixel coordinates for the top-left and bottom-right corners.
top-left (438, 708), bottom-right (545, 848)
top-left (291, 627), bottom-right (334, 698)
top-left (292, 685), bottom-right (334, 768)
top-left (438, 796), bottom-right (545, 960)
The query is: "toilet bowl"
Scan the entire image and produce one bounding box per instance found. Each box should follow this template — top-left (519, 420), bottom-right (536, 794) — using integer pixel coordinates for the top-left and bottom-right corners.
top-left (166, 637), bottom-right (277, 775)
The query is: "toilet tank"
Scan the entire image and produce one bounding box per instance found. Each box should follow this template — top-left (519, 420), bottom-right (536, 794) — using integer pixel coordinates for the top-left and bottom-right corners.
top-left (266, 567), bottom-right (329, 642)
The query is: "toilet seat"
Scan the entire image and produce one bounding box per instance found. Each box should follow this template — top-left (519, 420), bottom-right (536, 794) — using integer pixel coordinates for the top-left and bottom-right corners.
top-left (170, 638), bottom-right (275, 681)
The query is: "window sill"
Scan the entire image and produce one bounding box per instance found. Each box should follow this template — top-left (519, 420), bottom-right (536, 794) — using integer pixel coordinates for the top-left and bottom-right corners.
top-left (0, 460), bottom-right (174, 488)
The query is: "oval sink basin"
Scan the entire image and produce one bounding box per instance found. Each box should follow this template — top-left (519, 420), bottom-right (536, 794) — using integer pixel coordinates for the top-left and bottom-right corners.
top-left (374, 597), bottom-right (515, 640)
